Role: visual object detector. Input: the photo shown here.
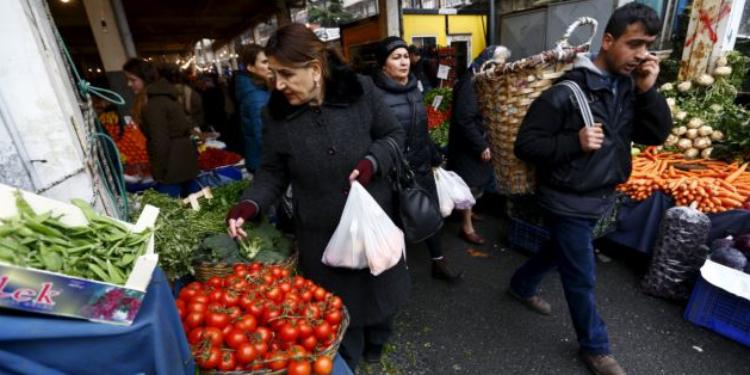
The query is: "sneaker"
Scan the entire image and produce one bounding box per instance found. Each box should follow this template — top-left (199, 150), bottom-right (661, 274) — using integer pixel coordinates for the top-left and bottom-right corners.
top-left (580, 352), bottom-right (627, 375)
top-left (507, 289), bottom-right (552, 315)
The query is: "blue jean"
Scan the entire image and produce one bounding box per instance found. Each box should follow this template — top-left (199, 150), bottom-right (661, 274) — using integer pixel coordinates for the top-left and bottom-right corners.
top-left (510, 212), bottom-right (610, 354)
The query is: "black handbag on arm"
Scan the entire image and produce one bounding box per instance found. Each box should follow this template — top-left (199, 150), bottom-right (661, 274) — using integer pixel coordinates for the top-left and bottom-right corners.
top-left (384, 137), bottom-right (443, 243)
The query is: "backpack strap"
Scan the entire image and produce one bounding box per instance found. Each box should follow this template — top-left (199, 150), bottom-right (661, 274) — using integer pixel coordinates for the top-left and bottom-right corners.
top-left (557, 80), bottom-right (595, 128)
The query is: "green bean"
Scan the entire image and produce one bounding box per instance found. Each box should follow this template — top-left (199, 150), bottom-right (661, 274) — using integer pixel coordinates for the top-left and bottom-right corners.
top-left (87, 263), bottom-right (110, 281)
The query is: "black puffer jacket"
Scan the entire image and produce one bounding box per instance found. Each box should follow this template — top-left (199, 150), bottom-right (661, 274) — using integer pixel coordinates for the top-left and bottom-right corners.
top-left (372, 71), bottom-right (442, 175)
top-left (514, 55), bottom-right (672, 218)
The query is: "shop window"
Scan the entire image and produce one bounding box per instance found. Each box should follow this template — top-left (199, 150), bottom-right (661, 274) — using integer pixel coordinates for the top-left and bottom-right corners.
top-left (412, 36), bottom-right (437, 48)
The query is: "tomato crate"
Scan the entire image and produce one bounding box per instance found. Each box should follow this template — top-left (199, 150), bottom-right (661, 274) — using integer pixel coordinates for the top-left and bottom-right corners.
top-left (684, 276), bottom-right (750, 348)
top-left (506, 217), bottom-right (550, 254)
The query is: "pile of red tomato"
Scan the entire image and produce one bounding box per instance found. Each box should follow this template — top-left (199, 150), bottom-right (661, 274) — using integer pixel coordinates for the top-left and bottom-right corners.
top-left (198, 148), bottom-right (243, 171)
top-left (175, 263), bottom-right (344, 374)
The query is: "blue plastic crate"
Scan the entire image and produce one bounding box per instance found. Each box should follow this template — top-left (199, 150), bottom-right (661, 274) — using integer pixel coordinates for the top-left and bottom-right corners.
top-left (684, 276), bottom-right (750, 348)
top-left (507, 217), bottom-right (550, 254)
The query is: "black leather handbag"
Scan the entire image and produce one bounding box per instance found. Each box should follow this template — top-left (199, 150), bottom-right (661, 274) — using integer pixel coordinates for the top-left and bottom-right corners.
top-left (385, 137), bottom-right (443, 243)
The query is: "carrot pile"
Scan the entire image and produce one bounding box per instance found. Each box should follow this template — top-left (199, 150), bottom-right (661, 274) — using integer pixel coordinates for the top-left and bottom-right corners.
top-left (617, 147), bottom-right (750, 213)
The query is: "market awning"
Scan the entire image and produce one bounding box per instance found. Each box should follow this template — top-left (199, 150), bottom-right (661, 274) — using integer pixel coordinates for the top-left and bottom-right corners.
top-left (49, 0), bottom-right (303, 57)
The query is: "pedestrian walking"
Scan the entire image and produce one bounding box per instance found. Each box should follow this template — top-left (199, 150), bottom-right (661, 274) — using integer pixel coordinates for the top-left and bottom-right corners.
top-left (507, 4), bottom-right (672, 374)
top-left (373, 36), bottom-right (463, 282)
top-left (447, 47), bottom-right (499, 246)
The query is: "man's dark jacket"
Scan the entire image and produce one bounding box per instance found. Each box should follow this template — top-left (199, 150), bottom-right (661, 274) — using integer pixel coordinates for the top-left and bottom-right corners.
top-left (514, 55), bottom-right (672, 218)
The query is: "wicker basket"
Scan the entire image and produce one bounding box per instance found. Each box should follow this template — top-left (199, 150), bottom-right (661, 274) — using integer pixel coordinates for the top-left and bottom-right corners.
top-left (194, 251), bottom-right (299, 282)
top-left (473, 17), bottom-right (598, 195)
top-left (204, 307), bottom-right (351, 375)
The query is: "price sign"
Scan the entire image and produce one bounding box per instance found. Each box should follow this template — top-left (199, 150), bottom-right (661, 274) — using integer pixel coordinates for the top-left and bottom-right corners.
top-left (431, 95), bottom-right (444, 110)
top-left (437, 64), bottom-right (450, 80)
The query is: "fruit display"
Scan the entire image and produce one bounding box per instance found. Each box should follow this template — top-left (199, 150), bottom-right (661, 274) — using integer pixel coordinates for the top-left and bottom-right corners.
top-left (100, 112), bottom-right (150, 167)
top-left (177, 263), bottom-right (345, 374)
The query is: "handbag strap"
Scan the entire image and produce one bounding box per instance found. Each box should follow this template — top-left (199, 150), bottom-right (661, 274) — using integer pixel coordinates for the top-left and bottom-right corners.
top-left (384, 137), bottom-right (414, 189)
top-left (557, 80), bottom-right (595, 128)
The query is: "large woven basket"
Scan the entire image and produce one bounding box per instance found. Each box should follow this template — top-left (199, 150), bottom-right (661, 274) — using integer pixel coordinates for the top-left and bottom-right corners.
top-left (473, 17), bottom-right (598, 195)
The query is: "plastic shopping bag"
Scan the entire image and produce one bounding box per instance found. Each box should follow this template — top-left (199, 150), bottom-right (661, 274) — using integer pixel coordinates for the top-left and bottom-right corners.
top-left (434, 169), bottom-right (455, 217)
top-left (322, 182), bottom-right (405, 276)
top-left (434, 168), bottom-right (476, 216)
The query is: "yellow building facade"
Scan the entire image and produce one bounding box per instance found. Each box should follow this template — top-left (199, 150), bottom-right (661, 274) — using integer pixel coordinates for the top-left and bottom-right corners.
top-left (401, 11), bottom-right (487, 68)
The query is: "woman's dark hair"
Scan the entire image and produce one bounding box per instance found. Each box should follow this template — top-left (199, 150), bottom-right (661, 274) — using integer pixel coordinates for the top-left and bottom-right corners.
top-left (123, 58), bottom-right (159, 85)
top-left (238, 44), bottom-right (265, 67)
top-left (265, 23), bottom-right (345, 78)
top-left (605, 3), bottom-right (661, 39)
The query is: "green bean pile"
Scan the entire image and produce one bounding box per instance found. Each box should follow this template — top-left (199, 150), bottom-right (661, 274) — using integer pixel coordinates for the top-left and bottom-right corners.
top-left (0, 191), bottom-right (151, 285)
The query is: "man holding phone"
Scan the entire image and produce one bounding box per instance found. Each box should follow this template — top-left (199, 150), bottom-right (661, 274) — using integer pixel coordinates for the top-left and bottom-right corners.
top-left (508, 4), bottom-right (672, 374)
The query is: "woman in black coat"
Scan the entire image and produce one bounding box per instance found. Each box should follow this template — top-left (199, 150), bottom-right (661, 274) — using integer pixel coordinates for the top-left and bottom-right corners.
top-left (446, 51), bottom-right (496, 245)
top-left (225, 24), bottom-right (410, 370)
top-left (372, 36), bottom-right (463, 283)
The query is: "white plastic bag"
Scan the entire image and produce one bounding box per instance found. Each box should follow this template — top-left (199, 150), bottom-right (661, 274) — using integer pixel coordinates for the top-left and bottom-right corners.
top-left (434, 168), bottom-right (476, 217)
top-left (434, 169), bottom-right (455, 217)
top-left (322, 182), bottom-right (405, 276)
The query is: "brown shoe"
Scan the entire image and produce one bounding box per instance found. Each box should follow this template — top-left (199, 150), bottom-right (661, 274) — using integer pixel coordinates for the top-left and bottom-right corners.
top-left (580, 352), bottom-right (626, 375)
top-left (459, 230), bottom-right (486, 245)
top-left (507, 289), bottom-right (552, 315)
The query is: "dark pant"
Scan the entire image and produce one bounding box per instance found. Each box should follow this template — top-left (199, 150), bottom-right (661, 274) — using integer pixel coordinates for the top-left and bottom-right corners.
top-left (414, 171), bottom-right (443, 259)
top-left (509, 212), bottom-right (610, 355)
top-left (339, 317), bottom-right (394, 371)
top-left (424, 232), bottom-right (443, 259)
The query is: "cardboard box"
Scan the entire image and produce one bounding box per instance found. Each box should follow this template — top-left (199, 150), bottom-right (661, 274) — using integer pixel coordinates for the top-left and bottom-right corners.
top-left (0, 183), bottom-right (159, 325)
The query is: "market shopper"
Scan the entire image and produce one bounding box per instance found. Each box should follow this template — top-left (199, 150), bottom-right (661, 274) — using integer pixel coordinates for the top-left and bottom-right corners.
top-left (373, 36), bottom-right (464, 283)
top-left (507, 4), bottom-right (672, 374)
top-left (235, 44), bottom-right (271, 174)
top-left (447, 47), bottom-right (499, 246)
top-left (123, 58), bottom-right (199, 198)
top-left (408, 45), bottom-right (437, 92)
top-left (225, 24), bottom-right (410, 370)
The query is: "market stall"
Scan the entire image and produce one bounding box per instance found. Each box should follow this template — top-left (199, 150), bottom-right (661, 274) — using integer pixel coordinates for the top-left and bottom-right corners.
top-left (0, 268), bottom-right (194, 375)
top-left (98, 110), bottom-right (245, 193)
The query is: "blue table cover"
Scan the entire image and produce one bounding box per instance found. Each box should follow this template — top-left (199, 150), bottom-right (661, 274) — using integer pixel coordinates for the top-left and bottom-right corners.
top-left (0, 267), bottom-right (353, 375)
top-left (0, 268), bottom-right (195, 375)
top-left (604, 192), bottom-right (750, 254)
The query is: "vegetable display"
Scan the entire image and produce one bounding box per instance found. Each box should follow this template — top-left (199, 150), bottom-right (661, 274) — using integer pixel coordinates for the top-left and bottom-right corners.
top-left (0, 191), bottom-right (151, 285)
top-left (711, 233), bottom-right (750, 274)
top-left (130, 181), bottom-right (249, 280)
top-left (198, 148), bottom-right (243, 171)
top-left (617, 147), bottom-right (750, 213)
top-left (130, 181), bottom-right (291, 281)
top-left (659, 51), bottom-right (750, 162)
top-left (424, 87), bottom-right (452, 147)
top-left (177, 263), bottom-right (343, 374)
